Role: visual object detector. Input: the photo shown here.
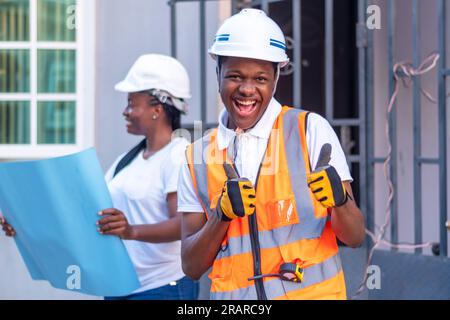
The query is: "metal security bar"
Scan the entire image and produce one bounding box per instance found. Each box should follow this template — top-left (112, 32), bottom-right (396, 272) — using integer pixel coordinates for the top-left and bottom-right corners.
top-left (357, 0), bottom-right (370, 245)
top-left (387, 0), bottom-right (398, 250)
top-left (412, 0), bottom-right (422, 254)
top-left (437, 0), bottom-right (448, 256)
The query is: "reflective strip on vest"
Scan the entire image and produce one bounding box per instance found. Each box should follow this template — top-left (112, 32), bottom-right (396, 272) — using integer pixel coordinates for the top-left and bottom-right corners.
top-left (216, 221), bottom-right (326, 260)
top-left (210, 253), bottom-right (343, 300)
top-left (283, 108), bottom-right (327, 238)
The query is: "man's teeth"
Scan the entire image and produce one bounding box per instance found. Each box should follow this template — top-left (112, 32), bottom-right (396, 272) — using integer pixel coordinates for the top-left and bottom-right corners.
top-left (236, 99), bottom-right (256, 106)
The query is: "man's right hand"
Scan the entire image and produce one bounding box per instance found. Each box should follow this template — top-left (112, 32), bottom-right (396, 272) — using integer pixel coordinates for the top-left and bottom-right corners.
top-left (217, 177), bottom-right (256, 221)
top-left (1, 218), bottom-right (16, 237)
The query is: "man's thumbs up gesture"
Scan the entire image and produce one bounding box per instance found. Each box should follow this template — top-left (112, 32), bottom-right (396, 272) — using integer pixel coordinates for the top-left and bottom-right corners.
top-left (307, 144), bottom-right (348, 208)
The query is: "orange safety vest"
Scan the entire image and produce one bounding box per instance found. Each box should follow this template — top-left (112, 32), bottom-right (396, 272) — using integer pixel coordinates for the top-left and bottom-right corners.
top-left (186, 106), bottom-right (347, 300)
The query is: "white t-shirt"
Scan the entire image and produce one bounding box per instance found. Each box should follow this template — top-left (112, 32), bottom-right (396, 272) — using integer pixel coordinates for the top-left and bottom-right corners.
top-left (177, 98), bottom-right (352, 213)
top-left (105, 137), bottom-right (189, 293)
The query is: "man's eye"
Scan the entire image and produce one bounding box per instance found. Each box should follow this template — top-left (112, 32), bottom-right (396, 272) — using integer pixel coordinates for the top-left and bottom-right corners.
top-left (256, 77), bottom-right (267, 82)
top-left (227, 75), bottom-right (241, 79)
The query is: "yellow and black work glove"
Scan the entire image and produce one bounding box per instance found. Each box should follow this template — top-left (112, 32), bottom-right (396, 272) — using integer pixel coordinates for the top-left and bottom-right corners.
top-left (217, 163), bottom-right (256, 221)
top-left (307, 143), bottom-right (348, 208)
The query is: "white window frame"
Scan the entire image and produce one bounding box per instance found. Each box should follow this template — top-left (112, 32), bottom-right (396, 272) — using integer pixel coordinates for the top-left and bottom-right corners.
top-left (0, 0), bottom-right (95, 159)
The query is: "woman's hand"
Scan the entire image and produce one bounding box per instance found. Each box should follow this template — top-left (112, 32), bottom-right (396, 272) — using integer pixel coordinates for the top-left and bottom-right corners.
top-left (97, 208), bottom-right (135, 240)
top-left (1, 217), bottom-right (16, 237)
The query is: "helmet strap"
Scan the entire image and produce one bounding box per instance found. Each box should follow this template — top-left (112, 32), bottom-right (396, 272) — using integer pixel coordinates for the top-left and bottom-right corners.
top-left (272, 63), bottom-right (281, 96)
top-left (216, 65), bottom-right (222, 91)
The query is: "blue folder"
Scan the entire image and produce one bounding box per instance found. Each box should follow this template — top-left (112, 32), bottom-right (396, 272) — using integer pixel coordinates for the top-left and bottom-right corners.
top-left (0, 149), bottom-right (140, 297)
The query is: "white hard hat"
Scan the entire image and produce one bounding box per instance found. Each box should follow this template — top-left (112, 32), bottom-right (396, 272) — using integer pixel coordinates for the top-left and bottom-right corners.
top-left (209, 9), bottom-right (289, 67)
top-left (115, 54), bottom-right (191, 112)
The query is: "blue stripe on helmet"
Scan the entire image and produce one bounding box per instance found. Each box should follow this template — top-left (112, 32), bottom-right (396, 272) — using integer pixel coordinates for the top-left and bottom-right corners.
top-left (216, 37), bottom-right (230, 42)
top-left (270, 39), bottom-right (286, 50)
top-left (270, 38), bottom-right (286, 45)
top-left (270, 42), bottom-right (286, 50)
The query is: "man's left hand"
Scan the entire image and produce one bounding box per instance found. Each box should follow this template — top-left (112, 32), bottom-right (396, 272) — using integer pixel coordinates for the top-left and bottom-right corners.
top-left (307, 165), bottom-right (348, 208)
top-left (307, 144), bottom-right (348, 208)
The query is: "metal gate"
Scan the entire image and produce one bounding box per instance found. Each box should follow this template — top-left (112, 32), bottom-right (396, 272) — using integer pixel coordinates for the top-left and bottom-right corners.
top-left (361, 0), bottom-right (449, 299)
top-left (168, 0), bottom-right (450, 299)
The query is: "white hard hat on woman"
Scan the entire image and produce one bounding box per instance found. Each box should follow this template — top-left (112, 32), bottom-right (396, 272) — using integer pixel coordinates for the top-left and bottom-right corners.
top-left (115, 54), bottom-right (191, 113)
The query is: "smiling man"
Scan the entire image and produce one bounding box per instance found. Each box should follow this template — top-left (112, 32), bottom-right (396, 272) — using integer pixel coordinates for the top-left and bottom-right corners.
top-left (177, 9), bottom-right (365, 300)
top-left (218, 56), bottom-right (277, 130)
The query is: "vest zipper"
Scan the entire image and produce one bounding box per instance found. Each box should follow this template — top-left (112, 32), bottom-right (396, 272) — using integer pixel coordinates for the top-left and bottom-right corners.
top-left (233, 162), bottom-right (267, 300)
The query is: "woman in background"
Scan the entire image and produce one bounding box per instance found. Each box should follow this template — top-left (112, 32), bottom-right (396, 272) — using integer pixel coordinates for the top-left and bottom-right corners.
top-left (2, 54), bottom-right (198, 300)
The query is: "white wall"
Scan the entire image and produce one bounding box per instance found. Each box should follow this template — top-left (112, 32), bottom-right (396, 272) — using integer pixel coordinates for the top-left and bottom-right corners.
top-left (95, 0), bottom-right (172, 171)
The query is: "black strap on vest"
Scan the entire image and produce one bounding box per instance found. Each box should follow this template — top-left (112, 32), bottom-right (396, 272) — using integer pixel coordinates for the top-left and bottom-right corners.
top-left (304, 111), bottom-right (312, 172)
top-left (113, 139), bottom-right (146, 178)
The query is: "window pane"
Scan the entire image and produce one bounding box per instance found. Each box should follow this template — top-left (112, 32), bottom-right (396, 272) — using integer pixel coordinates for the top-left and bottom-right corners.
top-left (37, 0), bottom-right (76, 42)
top-left (0, 49), bottom-right (30, 93)
top-left (37, 49), bottom-right (75, 93)
top-left (0, 0), bottom-right (29, 41)
top-left (37, 101), bottom-right (75, 144)
top-left (0, 101), bottom-right (30, 144)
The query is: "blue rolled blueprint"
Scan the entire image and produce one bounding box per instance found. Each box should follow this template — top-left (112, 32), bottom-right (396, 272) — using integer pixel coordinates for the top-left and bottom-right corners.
top-left (0, 148), bottom-right (140, 297)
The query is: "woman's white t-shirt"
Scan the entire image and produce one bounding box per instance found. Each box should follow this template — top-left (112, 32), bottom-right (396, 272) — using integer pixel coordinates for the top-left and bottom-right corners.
top-left (105, 137), bottom-right (189, 293)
